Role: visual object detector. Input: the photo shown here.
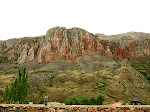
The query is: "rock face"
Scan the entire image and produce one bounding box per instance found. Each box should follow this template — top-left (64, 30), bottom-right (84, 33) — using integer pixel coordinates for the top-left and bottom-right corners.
top-left (0, 27), bottom-right (150, 64)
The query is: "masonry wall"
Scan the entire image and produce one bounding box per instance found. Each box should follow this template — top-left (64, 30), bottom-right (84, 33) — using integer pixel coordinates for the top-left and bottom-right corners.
top-left (0, 104), bottom-right (150, 112)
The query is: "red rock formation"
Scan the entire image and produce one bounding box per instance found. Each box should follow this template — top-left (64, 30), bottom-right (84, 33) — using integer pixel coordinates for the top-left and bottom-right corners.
top-left (0, 27), bottom-right (150, 64)
top-left (114, 48), bottom-right (124, 59)
top-left (105, 46), bottom-right (113, 58)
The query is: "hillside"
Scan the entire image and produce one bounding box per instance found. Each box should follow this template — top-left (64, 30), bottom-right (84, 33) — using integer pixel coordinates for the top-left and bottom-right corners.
top-left (0, 58), bottom-right (150, 104)
top-left (0, 27), bottom-right (150, 104)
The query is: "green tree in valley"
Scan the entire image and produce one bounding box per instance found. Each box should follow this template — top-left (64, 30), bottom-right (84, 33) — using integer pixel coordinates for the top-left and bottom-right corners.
top-left (3, 67), bottom-right (29, 104)
top-left (3, 85), bottom-right (10, 103)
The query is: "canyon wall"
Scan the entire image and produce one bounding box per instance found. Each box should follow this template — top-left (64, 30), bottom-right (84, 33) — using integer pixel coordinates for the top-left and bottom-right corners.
top-left (0, 27), bottom-right (150, 64)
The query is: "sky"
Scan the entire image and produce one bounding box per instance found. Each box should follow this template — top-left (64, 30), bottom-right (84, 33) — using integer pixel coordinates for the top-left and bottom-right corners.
top-left (0, 0), bottom-right (150, 40)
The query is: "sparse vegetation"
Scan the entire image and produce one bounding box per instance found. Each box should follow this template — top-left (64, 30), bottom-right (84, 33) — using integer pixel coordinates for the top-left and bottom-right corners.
top-left (97, 81), bottom-right (107, 91)
top-left (131, 57), bottom-right (150, 82)
top-left (0, 58), bottom-right (150, 104)
top-left (0, 57), bottom-right (9, 63)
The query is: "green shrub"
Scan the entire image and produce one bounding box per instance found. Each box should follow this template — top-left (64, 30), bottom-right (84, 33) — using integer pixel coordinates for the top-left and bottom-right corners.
top-left (96, 94), bottom-right (105, 105)
top-left (89, 94), bottom-right (105, 105)
top-left (98, 81), bottom-right (107, 91)
top-left (107, 93), bottom-right (115, 98)
top-left (98, 83), bottom-right (105, 88)
top-left (69, 86), bottom-right (74, 89)
top-left (89, 97), bottom-right (97, 105)
top-left (65, 94), bottom-right (105, 105)
top-left (65, 94), bottom-right (90, 105)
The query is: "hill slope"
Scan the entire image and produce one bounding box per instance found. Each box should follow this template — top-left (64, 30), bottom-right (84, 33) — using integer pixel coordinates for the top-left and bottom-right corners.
top-left (0, 59), bottom-right (150, 104)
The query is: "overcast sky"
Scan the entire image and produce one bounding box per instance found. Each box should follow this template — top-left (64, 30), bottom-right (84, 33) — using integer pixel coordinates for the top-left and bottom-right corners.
top-left (0, 0), bottom-right (150, 40)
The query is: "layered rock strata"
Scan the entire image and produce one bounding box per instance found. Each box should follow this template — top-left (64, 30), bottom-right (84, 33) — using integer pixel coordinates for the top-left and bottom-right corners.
top-left (0, 27), bottom-right (149, 64)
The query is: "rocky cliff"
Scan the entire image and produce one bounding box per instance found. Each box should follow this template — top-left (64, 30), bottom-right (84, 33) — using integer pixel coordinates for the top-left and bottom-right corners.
top-left (0, 27), bottom-right (150, 64)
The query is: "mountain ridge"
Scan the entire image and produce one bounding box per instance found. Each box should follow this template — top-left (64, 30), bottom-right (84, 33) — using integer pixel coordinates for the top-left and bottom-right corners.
top-left (0, 27), bottom-right (150, 65)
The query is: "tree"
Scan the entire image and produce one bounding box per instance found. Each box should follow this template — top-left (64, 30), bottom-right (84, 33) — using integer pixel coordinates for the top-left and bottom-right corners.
top-left (3, 85), bottom-right (10, 103)
top-left (3, 67), bottom-right (29, 104)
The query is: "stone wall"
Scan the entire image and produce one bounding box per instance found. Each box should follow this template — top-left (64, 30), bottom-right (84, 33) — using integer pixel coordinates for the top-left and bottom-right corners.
top-left (0, 104), bottom-right (150, 112)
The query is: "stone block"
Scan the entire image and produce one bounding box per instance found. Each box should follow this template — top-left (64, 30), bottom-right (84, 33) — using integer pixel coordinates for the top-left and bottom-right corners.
top-left (105, 109), bottom-right (111, 112)
top-left (73, 107), bottom-right (80, 110)
top-left (81, 109), bottom-right (87, 112)
top-left (87, 107), bottom-right (93, 112)
top-left (57, 110), bottom-right (64, 112)
top-left (97, 107), bottom-right (103, 111)
top-left (125, 110), bottom-right (132, 112)
top-left (111, 110), bottom-right (117, 112)
top-left (28, 109), bottom-right (38, 112)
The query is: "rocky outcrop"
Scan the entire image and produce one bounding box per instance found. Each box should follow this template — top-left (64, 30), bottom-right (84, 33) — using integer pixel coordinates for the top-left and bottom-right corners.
top-left (17, 44), bottom-right (28, 64)
top-left (113, 39), bottom-right (150, 59)
top-left (105, 46), bottom-right (113, 58)
top-left (27, 47), bottom-right (34, 62)
top-left (0, 27), bottom-right (150, 64)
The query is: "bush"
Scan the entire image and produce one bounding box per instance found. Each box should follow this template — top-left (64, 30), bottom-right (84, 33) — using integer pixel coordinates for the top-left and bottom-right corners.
top-left (89, 97), bottom-right (97, 105)
top-left (98, 81), bottom-right (107, 91)
top-left (65, 94), bottom-right (90, 105)
top-left (65, 94), bottom-right (105, 105)
top-left (97, 94), bottom-right (105, 105)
